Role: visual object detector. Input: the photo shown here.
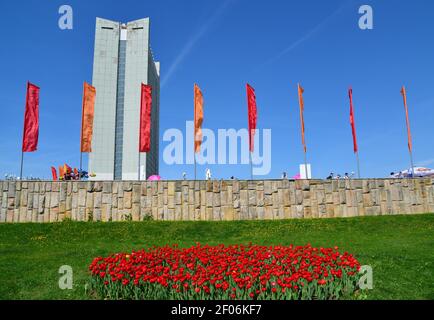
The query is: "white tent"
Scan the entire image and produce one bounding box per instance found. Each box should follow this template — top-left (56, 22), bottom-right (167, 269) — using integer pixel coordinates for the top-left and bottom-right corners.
top-left (391, 167), bottom-right (434, 178)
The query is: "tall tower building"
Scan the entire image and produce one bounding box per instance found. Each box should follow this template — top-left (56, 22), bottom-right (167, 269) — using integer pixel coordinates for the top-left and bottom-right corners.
top-left (89, 17), bottom-right (160, 180)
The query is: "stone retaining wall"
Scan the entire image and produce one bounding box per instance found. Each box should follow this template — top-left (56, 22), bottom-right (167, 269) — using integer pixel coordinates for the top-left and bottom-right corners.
top-left (0, 179), bottom-right (433, 223)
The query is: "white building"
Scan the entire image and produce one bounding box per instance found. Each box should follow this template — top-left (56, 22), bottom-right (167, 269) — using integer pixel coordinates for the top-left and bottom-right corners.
top-left (89, 17), bottom-right (160, 180)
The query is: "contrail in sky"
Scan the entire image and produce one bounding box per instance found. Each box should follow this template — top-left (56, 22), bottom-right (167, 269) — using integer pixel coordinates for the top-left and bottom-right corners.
top-left (161, 0), bottom-right (233, 87)
top-left (256, 0), bottom-right (354, 71)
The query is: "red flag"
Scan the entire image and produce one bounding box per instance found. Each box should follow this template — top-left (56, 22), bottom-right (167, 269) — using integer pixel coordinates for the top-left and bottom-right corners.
top-left (297, 84), bottom-right (306, 153)
top-left (400, 86), bottom-right (412, 152)
top-left (349, 88), bottom-right (358, 153)
top-left (22, 82), bottom-right (40, 152)
top-left (51, 167), bottom-right (58, 181)
top-left (246, 84), bottom-right (257, 152)
top-left (139, 84), bottom-right (152, 153)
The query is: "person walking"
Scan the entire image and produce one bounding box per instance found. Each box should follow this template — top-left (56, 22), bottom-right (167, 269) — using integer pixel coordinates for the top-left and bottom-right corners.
top-left (206, 168), bottom-right (212, 180)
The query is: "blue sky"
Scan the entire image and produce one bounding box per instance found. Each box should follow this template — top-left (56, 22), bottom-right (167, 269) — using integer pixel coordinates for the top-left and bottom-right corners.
top-left (0, 0), bottom-right (433, 180)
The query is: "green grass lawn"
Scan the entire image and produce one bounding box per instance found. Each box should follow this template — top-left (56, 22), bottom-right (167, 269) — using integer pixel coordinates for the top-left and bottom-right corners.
top-left (0, 214), bottom-right (433, 300)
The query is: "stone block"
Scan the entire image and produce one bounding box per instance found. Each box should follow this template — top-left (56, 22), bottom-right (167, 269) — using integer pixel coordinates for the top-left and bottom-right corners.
top-left (264, 181), bottom-right (272, 195)
top-left (94, 192), bottom-right (102, 208)
top-left (123, 182), bottom-right (133, 192)
top-left (113, 182), bottom-right (119, 194)
top-left (140, 182), bottom-right (147, 196)
top-left (283, 206), bottom-right (291, 219)
top-left (213, 181), bottom-right (220, 193)
top-left (240, 190), bottom-right (248, 207)
top-left (316, 190), bottom-right (325, 204)
top-left (339, 190), bottom-right (346, 204)
top-left (7, 182), bottom-right (16, 197)
top-left (264, 194), bottom-right (273, 206)
top-left (206, 208), bottom-right (213, 220)
top-left (132, 184), bottom-right (141, 204)
top-left (213, 192), bottom-right (221, 207)
top-left (94, 208), bottom-right (102, 221)
top-left (264, 206), bottom-right (273, 220)
top-left (257, 191), bottom-right (264, 207)
top-left (240, 206), bottom-right (249, 220)
top-left (78, 189), bottom-right (86, 207)
top-left (233, 180), bottom-right (239, 194)
top-left (60, 183), bottom-right (67, 201)
top-left (213, 206), bottom-right (221, 221)
top-left (52, 182), bottom-right (60, 192)
top-left (168, 182), bottom-right (175, 196)
top-left (248, 206), bottom-right (256, 219)
top-left (103, 182), bottom-right (112, 193)
top-left (295, 190), bottom-right (303, 205)
top-left (132, 204), bottom-right (140, 221)
top-left (50, 193), bottom-right (59, 208)
top-left (124, 192), bottom-right (132, 209)
top-left (206, 192), bottom-right (213, 208)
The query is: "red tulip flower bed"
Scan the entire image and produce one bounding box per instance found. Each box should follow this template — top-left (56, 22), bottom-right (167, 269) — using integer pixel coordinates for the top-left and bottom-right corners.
top-left (88, 244), bottom-right (362, 300)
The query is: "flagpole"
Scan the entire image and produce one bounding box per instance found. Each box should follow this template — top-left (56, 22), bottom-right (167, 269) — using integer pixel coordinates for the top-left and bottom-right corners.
top-left (356, 151), bottom-right (361, 179)
top-left (138, 152), bottom-right (141, 181)
top-left (298, 83), bottom-right (308, 180)
top-left (194, 84), bottom-right (196, 181)
top-left (249, 151), bottom-right (253, 180)
top-left (409, 149), bottom-right (415, 179)
top-left (79, 82), bottom-right (85, 181)
top-left (19, 151), bottom-right (24, 180)
top-left (194, 152), bottom-right (197, 180)
top-left (401, 86), bottom-right (415, 179)
top-left (20, 82), bottom-right (29, 181)
top-left (79, 152), bottom-right (83, 181)
top-left (194, 83), bottom-right (197, 181)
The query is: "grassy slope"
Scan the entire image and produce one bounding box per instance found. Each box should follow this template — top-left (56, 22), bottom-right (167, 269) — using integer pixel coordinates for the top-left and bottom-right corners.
top-left (0, 214), bottom-right (433, 300)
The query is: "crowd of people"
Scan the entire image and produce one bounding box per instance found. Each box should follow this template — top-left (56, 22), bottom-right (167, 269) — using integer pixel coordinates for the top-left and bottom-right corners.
top-left (4, 166), bottom-right (433, 182)
top-left (52, 164), bottom-right (92, 181)
top-left (326, 172), bottom-right (356, 180)
top-left (3, 174), bottom-right (41, 181)
top-left (59, 169), bottom-right (89, 181)
top-left (180, 170), bottom-right (358, 181)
